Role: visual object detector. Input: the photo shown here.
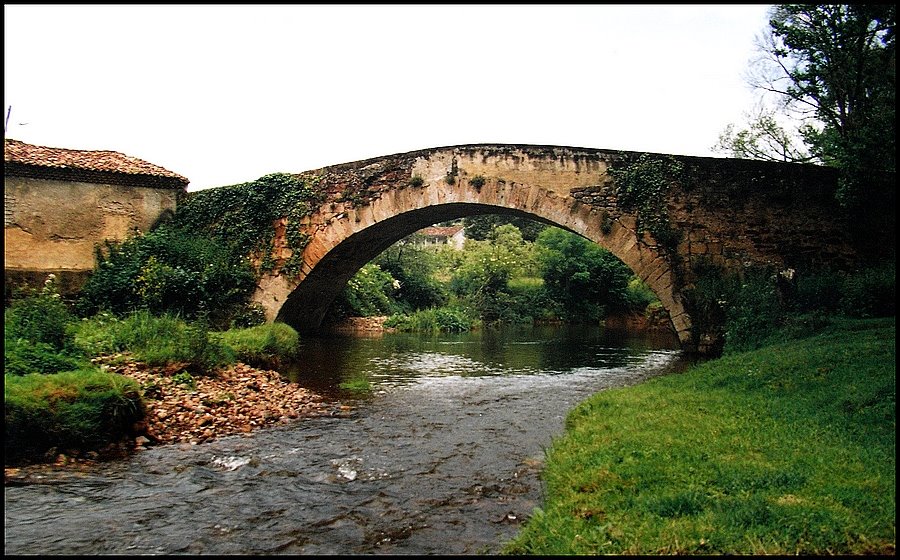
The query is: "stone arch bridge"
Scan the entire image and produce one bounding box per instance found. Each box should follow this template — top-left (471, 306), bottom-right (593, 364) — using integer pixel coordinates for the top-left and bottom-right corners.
top-left (250, 144), bottom-right (885, 353)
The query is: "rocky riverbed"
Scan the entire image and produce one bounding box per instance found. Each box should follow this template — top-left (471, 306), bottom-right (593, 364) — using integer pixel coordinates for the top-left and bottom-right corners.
top-left (4, 358), bottom-right (351, 485)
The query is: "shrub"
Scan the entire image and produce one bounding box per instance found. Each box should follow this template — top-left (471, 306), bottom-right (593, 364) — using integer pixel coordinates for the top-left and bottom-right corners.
top-left (5, 275), bottom-right (77, 351)
top-left (332, 263), bottom-right (400, 318)
top-left (535, 227), bottom-right (633, 321)
top-left (76, 227), bottom-right (257, 329)
top-left (625, 277), bottom-right (659, 312)
top-left (689, 260), bottom-right (896, 355)
top-left (374, 240), bottom-right (449, 312)
top-left (793, 269), bottom-right (845, 313)
top-left (4, 276), bottom-right (89, 376)
top-left (4, 339), bottom-right (89, 376)
top-left (228, 302), bottom-right (268, 329)
top-left (723, 269), bottom-right (783, 353)
top-left (840, 261), bottom-right (895, 317)
top-left (5, 369), bottom-right (145, 464)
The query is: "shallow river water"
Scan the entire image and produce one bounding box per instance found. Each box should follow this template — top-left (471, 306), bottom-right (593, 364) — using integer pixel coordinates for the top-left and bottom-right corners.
top-left (5, 325), bottom-right (687, 555)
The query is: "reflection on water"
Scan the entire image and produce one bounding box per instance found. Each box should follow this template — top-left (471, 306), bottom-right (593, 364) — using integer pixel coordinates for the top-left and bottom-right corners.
top-left (285, 324), bottom-right (683, 394)
top-left (5, 324), bottom-right (690, 555)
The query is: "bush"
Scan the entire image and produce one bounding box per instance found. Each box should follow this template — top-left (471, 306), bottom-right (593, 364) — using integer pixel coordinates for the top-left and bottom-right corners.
top-left (228, 302), bottom-right (268, 329)
top-left (536, 227), bottom-right (633, 321)
top-left (5, 369), bottom-right (145, 464)
top-left (793, 270), bottom-right (845, 313)
top-left (625, 277), bottom-right (659, 312)
top-left (5, 275), bottom-right (77, 351)
top-left (4, 275), bottom-right (89, 376)
top-left (840, 261), bottom-right (895, 317)
top-left (723, 269), bottom-right (783, 353)
top-left (688, 260), bottom-right (896, 355)
top-left (374, 240), bottom-right (449, 312)
top-left (4, 339), bottom-right (90, 376)
top-left (76, 227), bottom-right (257, 329)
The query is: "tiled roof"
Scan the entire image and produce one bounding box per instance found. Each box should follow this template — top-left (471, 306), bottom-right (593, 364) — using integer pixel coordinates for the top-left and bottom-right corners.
top-left (4, 138), bottom-right (189, 189)
top-left (418, 226), bottom-right (464, 237)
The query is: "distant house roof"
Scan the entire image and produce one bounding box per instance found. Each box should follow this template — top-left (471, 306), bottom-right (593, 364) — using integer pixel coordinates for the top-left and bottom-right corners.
top-left (4, 138), bottom-right (189, 190)
top-left (418, 226), bottom-right (464, 238)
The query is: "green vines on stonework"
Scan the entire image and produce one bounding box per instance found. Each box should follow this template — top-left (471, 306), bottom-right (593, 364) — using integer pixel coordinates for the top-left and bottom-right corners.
top-left (608, 153), bottom-right (683, 254)
top-left (170, 172), bottom-right (324, 275)
top-left (600, 210), bottom-right (613, 235)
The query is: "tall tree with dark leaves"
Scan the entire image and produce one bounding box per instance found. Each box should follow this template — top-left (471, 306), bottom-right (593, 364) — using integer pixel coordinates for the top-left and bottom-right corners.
top-left (719, 4), bottom-right (894, 206)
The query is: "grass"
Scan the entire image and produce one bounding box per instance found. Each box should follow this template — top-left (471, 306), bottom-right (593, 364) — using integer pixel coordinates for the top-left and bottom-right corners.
top-left (338, 375), bottom-right (373, 394)
top-left (74, 310), bottom-right (234, 372)
top-left (212, 322), bottom-right (299, 369)
top-left (503, 317), bottom-right (895, 555)
top-left (5, 368), bottom-right (145, 464)
top-left (75, 311), bottom-right (302, 372)
top-left (385, 306), bottom-right (473, 333)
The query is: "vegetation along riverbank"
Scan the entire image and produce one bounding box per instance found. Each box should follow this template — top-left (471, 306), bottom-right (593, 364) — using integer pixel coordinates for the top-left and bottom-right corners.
top-left (503, 317), bottom-right (895, 555)
top-left (4, 283), bottom-right (350, 476)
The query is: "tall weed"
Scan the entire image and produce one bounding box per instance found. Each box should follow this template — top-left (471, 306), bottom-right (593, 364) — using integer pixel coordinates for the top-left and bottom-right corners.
top-left (73, 311), bottom-right (233, 373)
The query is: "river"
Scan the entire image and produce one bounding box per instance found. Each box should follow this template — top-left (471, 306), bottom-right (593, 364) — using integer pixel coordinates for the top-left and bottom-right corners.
top-left (4, 324), bottom-right (688, 555)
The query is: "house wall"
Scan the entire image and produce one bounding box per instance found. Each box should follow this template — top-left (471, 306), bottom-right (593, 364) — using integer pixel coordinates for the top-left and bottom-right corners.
top-left (4, 176), bottom-right (181, 297)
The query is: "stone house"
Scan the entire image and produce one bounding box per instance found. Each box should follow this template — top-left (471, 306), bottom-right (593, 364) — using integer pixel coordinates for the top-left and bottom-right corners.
top-left (415, 225), bottom-right (466, 250)
top-left (4, 138), bottom-right (189, 299)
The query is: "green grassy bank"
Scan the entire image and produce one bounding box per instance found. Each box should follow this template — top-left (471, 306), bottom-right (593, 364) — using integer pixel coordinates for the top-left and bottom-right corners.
top-left (5, 307), bottom-right (301, 465)
top-left (504, 317), bottom-right (896, 555)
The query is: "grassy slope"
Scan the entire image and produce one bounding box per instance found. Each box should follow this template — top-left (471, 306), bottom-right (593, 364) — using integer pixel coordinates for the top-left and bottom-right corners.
top-left (504, 317), bottom-right (896, 555)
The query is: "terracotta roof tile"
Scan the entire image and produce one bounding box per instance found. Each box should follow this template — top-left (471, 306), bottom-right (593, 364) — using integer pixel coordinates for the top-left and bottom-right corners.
top-left (418, 226), bottom-right (464, 237)
top-left (4, 138), bottom-right (189, 188)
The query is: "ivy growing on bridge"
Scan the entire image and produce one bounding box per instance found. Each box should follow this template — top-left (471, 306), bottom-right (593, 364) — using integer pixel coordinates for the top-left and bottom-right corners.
top-left (170, 172), bottom-right (325, 275)
top-left (608, 153), bottom-right (684, 255)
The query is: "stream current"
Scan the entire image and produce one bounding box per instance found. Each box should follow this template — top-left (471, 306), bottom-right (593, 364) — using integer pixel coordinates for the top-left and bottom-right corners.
top-left (4, 325), bottom-right (687, 555)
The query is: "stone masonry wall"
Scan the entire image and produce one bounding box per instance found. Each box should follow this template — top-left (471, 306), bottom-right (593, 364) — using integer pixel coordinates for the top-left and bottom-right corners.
top-left (4, 176), bottom-right (180, 297)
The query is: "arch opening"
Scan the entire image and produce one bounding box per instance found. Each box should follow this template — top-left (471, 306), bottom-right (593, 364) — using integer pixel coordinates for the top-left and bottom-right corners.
top-left (274, 202), bottom-right (683, 342)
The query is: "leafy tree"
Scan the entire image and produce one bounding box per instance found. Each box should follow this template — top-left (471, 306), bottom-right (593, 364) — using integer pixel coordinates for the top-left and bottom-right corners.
top-left (535, 227), bottom-right (633, 322)
top-left (713, 103), bottom-right (816, 163)
top-left (450, 224), bottom-right (536, 323)
top-left (374, 238), bottom-right (448, 312)
top-left (331, 263), bottom-right (399, 318)
top-left (718, 4), bottom-right (895, 204)
top-left (463, 214), bottom-right (548, 242)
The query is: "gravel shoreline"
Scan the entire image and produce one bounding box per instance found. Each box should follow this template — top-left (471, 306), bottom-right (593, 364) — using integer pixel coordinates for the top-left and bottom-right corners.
top-left (4, 359), bottom-right (351, 485)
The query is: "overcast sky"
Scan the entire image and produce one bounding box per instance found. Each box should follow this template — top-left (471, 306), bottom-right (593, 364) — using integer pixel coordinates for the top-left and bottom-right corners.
top-left (4, 4), bottom-right (773, 191)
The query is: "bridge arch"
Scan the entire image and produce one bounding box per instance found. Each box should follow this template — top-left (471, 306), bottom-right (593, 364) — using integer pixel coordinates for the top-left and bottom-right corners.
top-left (246, 142), bottom-right (882, 355)
top-left (256, 160), bottom-right (692, 347)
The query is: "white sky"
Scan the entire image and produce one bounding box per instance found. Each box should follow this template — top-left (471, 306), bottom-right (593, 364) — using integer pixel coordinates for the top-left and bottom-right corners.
top-left (4, 4), bottom-right (773, 191)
